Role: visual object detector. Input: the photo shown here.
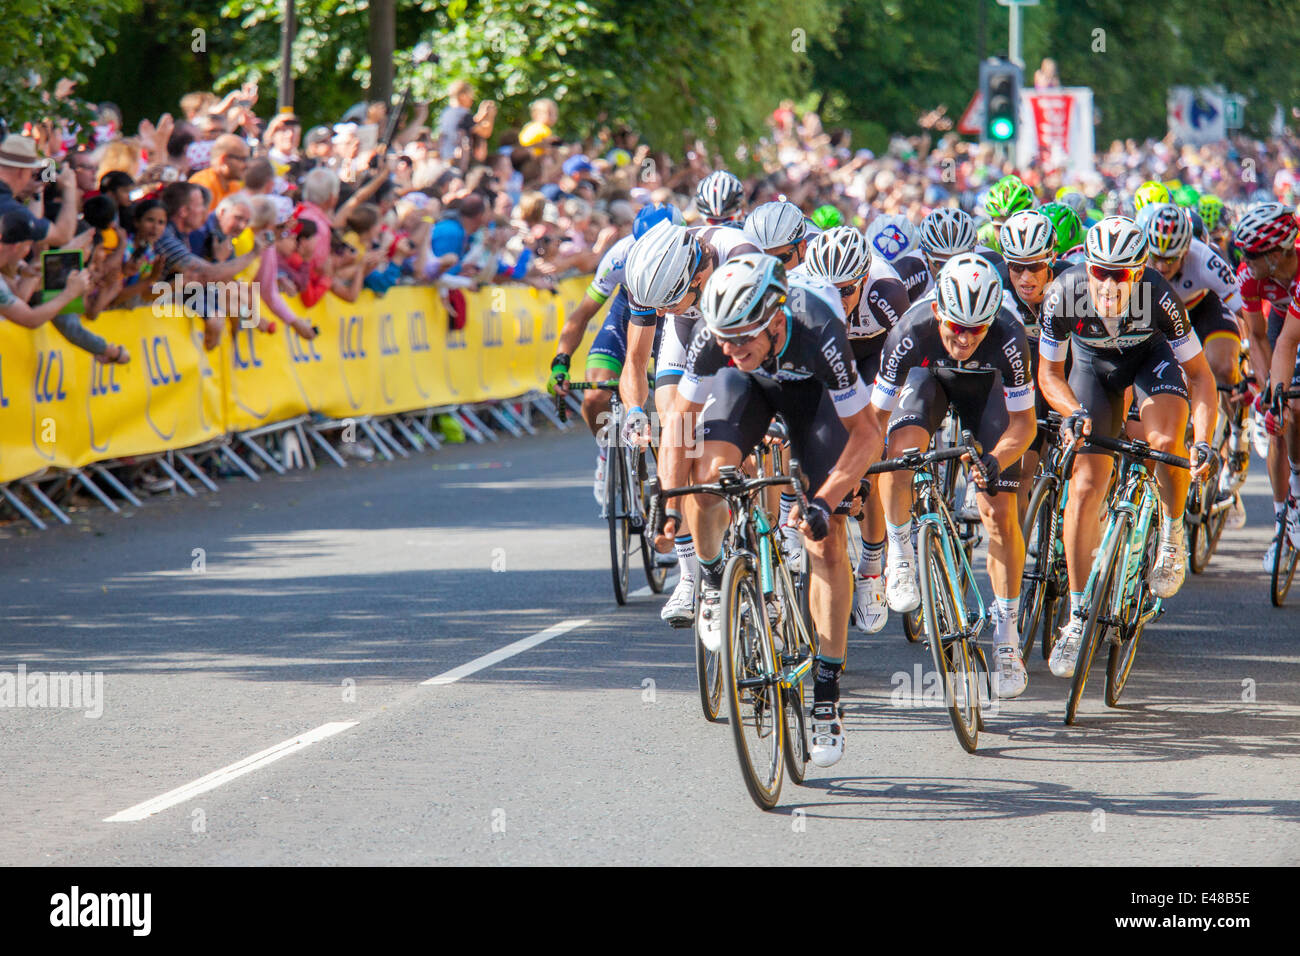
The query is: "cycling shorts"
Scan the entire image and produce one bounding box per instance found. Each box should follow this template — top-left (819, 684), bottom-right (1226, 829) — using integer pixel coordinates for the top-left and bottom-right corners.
top-left (1070, 338), bottom-right (1188, 453)
top-left (1189, 290), bottom-right (1239, 348)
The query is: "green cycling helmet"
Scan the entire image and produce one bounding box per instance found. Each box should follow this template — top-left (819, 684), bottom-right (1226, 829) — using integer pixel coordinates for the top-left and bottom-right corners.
top-left (1133, 180), bottom-right (1170, 212)
top-left (975, 219), bottom-right (1001, 252)
top-left (1172, 184), bottom-right (1201, 208)
top-left (985, 177), bottom-right (1035, 219)
top-left (1038, 202), bottom-right (1087, 255)
top-left (1198, 194), bottom-right (1228, 233)
top-left (811, 204), bottom-right (843, 230)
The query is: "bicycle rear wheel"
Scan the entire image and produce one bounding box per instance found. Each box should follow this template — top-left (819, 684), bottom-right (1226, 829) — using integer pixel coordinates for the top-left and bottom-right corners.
top-left (632, 449), bottom-right (669, 594)
top-left (917, 524), bottom-right (979, 752)
top-left (1066, 518), bottom-right (1127, 725)
top-left (1271, 527), bottom-right (1299, 606)
top-left (606, 447), bottom-right (631, 605)
top-left (721, 555), bottom-right (784, 809)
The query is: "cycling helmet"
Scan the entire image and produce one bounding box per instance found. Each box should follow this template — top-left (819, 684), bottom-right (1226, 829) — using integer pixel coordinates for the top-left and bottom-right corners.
top-left (1133, 181), bottom-right (1170, 211)
top-left (1173, 184), bottom-right (1201, 208)
top-left (743, 200), bottom-right (807, 250)
top-left (1039, 202), bottom-right (1086, 255)
top-left (1234, 201), bottom-right (1299, 255)
top-left (1188, 209), bottom-right (1206, 242)
top-left (1198, 194), bottom-right (1227, 233)
top-left (624, 221), bottom-right (703, 310)
top-left (984, 177), bottom-right (1035, 219)
top-left (700, 253), bottom-right (787, 336)
top-left (633, 202), bottom-right (683, 239)
top-left (919, 208), bottom-right (977, 258)
top-left (1143, 204), bottom-right (1193, 258)
top-left (1057, 190), bottom-right (1090, 220)
top-left (811, 204), bottom-right (843, 230)
top-left (1085, 216), bottom-right (1149, 268)
top-left (1055, 185), bottom-right (1081, 202)
top-left (998, 209), bottom-right (1056, 261)
top-left (803, 226), bottom-right (873, 284)
top-left (934, 253), bottom-right (1004, 328)
top-left (864, 213), bottom-right (920, 262)
top-left (695, 170), bottom-right (744, 220)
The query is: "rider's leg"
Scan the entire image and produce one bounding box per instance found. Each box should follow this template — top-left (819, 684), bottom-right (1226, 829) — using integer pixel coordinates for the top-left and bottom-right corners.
top-left (1136, 392), bottom-right (1192, 522)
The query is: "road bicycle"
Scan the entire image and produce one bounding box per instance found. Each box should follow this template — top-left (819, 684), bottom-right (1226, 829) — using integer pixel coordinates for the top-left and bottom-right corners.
top-left (1063, 433), bottom-right (1190, 724)
top-left (866, 432), bottom-right (992, 753)
top-left (1268, 386), bottom-right (1300, 606)
top-left (558, 382), bottom-right (669, 604)
top-left (1019, 412), bottom-right (1075, 663)
top-left (649, 461), bottom-right (818, 809)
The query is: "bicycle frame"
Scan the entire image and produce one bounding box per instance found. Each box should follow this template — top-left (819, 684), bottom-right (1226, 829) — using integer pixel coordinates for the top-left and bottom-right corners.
top-left (1084, 457), bottom-right (1163, 639)
top-left (913, 468), bottom-right (988, 644)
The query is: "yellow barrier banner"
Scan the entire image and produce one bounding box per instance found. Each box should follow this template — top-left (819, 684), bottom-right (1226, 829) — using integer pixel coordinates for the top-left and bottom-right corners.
top-left (1, 275), bottom-right (601, 483)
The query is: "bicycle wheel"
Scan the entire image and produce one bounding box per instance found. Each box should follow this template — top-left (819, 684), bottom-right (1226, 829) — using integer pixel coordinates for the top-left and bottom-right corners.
top-left (633, 449), bottom-right (669, 594)
top-left (606, 447), bottom-right (630, 605)
top-left (1065, 517), bottom-right (1127, 725)
top-left (776, 561), bottom-right (815, 785)
top-left (695, 582), bottom-right (724, 722)
top-left (1018, 476), bottom-right (1058, 662)
top-left (721, 555), bottom-right (784, 809)
top-left (1271, 527), bottom-right (1299, 607)
top-left (917, 524), bottom-right (979, 752)
top-left (1106, 516), bottom-right (1157, 706)
top-left (1042, 570), bottom-right (1069, 660)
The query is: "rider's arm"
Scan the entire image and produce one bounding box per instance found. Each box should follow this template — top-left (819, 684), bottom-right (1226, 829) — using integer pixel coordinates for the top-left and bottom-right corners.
top-left (619, 306), bottom-right (658, 414)
top-left (1269, 310), bottom-right (1300, 403)
top-left (555, 295), bottom-right (602, 357)
top-left (994, 407), bottom-right (1037, 468)
top-left (1158, 285), bottom-right (1215, 448)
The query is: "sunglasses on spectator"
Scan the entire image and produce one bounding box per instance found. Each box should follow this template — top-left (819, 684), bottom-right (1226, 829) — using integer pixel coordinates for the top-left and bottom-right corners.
top-left (1087, 263), bottom-right (1141, 284)
top-left (1007, 259), bottom-right (1051, 274)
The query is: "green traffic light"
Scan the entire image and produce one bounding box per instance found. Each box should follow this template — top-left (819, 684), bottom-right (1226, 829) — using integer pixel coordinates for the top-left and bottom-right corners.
top-left (990, 118), bottom-right (1015, 140)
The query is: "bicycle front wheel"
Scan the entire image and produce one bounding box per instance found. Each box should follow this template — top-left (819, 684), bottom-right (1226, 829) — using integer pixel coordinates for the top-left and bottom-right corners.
top-left (1066, 517), bottom-right (1127, 725)
top-left (721, 555), bottom-right (784, 809)
top-left (1018, 476), bottom-right (1058, 662)
top-left (1271, 526), bottom-right (1299, 606)
top-left (917, 523), bottom-right (979, 753)
top-left (632, 448), bottom-right (669, 594)
top-left (1106, 515), bottom-right (1157, 706)
top-left (695, 587), bottom-right (724, 722)
top-left (606, 447), bottom-right (631, 605)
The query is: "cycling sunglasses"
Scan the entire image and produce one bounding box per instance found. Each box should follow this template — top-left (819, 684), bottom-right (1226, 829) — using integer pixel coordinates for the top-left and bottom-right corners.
top-left (836, 281), bottom-right (861, 299)
top-left (939, 316), bottom-right (987, 336)
top-left (1086, 263), bottom-right (1141, 284)
top-left (773, 244), bottom-right (800, 264)
top-left (715, 321), bottom-right (772, 345)
top-left (1007, 259), bottom-right (1051, 274)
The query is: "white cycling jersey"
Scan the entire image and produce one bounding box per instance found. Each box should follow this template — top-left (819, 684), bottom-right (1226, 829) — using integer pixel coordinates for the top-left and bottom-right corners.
top-left (586, 233), bottom-right (637, 304)
top-left (1167, 238), bottom-right (1243, 314)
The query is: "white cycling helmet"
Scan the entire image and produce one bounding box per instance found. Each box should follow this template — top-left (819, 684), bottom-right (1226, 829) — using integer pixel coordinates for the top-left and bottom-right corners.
top-left (934, 253), bottom-right (1004, 328)
top-left (802, 226), bottom-right (873, 284)
top-left (864, 213), bottom-right (920, 262)
top-left (743, 201), bottom-right (807, 250)
top-left (624, 220), bottom-right (703, 310)
top-left (1144, 203), bottom-right (1194, 258)
top-left (700, 253), bottom-right (787, 336)
top-left (695, 170), bottom-right (745, 220)
top-left (919, 208), bottom-right (977, 257)
top-left (1234, 201), bottom-right (1299, 255)
top-left (999, 209), bottom-right (1056, 261)
top-left (1085, 216), bottom-right (1149, 268)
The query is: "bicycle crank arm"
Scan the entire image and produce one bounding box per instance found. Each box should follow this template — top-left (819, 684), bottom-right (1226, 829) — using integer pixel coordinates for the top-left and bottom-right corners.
top-left (780, 657), bottom-right (814, 688)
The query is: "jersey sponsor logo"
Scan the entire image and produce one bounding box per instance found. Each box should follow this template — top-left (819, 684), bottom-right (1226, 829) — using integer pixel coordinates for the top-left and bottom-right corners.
top-left (882, 335), bottom-right (914, 381)
top-left (1002, 338), bottom-right (1026, 384)
top-left (820, 338), bottom-right (853, 389)
top-left (1153, 359), bottom-right (1170, 379)
top-left (1006, 383), bottom-right (1034, 403)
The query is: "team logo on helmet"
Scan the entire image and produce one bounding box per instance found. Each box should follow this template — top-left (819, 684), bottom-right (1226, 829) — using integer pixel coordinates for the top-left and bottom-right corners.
top-left (871, 225), bottom-right (909, 258)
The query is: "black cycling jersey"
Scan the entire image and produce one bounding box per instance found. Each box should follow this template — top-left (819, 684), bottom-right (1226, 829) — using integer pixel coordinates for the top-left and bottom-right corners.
top-left (677, 291), bottom-right (869, 418)
top-left (893, 253), bottom-right (932, 304)
top-left (871, 300), bottom-right (1036, 416)
top-left (1039, 264), bottom-right (1200, 364)
top-left (995, 259), bottom-right (1071, 339)
top-left (846, 275), bottom-right (911, 343)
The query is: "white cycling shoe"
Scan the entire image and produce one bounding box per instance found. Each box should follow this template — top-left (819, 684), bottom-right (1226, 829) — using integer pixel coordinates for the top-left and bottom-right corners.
top-left (886, 562), bottom-right (920, 613)
top-left (1049, 616), bottom-right (1087, 678)
top-left (1148, 533), bottom-right (1187, 599)
top-left (1227, 492), bottom-right (1247, 530)
top-left (1264, 536), bottom-right (1280, 573)
top-left (593, 453), bottom-right (607, 511)
top-left (1286, 498), bottom-right (1300, 550)
top-left (780, 524), bottom-right (804, 564)
top-left (808, 702), bottom-right (845, 768)
top-left (851, 574), bottom-right (888, 633)
top-left (660, 576), bottom-right (696, 628)
top-left (696, 586), bottom-right (723, 652)
top-left (992, 643), bottom-right (1028, 699)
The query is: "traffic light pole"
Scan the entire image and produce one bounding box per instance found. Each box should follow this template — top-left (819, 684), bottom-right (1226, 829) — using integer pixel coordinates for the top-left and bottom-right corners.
top-left (1008, 3), bottom-right (1023, 67)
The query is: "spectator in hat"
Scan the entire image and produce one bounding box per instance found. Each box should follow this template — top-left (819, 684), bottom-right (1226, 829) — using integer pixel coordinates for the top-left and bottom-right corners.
top-left (189, 134), bottom-right (251, 212)
top-left (0, 134), bottom-right (79, 245)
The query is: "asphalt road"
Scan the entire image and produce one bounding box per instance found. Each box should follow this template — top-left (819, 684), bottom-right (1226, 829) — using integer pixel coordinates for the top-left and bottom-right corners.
top-left (1, 426), bottom-right (1297, 866)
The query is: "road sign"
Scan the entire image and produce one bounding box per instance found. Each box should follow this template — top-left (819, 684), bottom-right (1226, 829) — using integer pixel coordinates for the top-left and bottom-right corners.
top-left (958, 92), bottom-right (984, 136)
top-left (1225, 95), bottom-right (1245, 130)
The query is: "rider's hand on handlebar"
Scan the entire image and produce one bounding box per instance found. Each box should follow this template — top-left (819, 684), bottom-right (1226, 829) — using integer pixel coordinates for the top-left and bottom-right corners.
top-left (654, 514), bottom-right (678, 555)
top-left (1254, 389), bottom-right (1283, 436)
top-left (961, 450), bottom-right (1000, 494)
top-left (792, 497), bottom-right (831, 542)
top-left (1062, 407), bottom-right (1092, 444)
top-left (622, 405), bottom-right (652, 447)
top-left (1190, 440), bottom-right (1218, 483)
top-left (547, 354), bottom-right (571, 397)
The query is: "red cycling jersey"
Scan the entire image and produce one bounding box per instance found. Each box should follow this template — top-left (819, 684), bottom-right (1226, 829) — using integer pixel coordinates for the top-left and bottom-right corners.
top-left (1237, 234), bottom-right (1300, 324)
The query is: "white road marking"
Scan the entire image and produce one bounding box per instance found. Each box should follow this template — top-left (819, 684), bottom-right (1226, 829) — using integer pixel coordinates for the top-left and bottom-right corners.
top-left (421, 618), bottom-right (590, 686)
top-left (632, 572), bottom-right (679, 598)
top-left (104, 721), bottom-right (360, 823)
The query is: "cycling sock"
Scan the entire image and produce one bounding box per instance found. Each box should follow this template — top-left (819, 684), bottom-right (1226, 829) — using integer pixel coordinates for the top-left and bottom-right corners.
top-left (1069, 590), bottom-right (1085, 619)
top-left (675, 534), bottom-right (698, 581)
top-left (1160, 514), bottom-right (1183, 542)
top-left (886, 520), bottom-right (913, 569)
top-left (779, 492), bottom-right (796, 528)
top-left (857, 539), bottom-right (886, 578)
top-left (1275, 500), bottom-right (1288, 521)
top-left (698, 553), bottom-right (723, 590)
top-left (813, 654), bottom-right (844, 703)
top-left (993, 595), bottom-right (1019, 643)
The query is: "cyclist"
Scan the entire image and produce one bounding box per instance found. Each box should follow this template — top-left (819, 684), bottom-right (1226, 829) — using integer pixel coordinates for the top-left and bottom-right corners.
top-left (1038, 217), bottom-right (1218, 679)
top-left (866, 212), bottom-right (930, 302)
top-left (1199, 195), bottom-right (1233, 261)
top-left (915, 207), bottom-right (1005, 301)
top-left (549, 203), bottom-right (682, 504)
top-left (977, 175), bottom-right (1035, 251)
top-left (1234, 203), bottom-right (1300, 568)
top-left (796, 226), bottom-right (912, 634)
top-left (997, 209), bottom-right (1074, 517)
top-left (1144, 203), bottom-right (1249, 508)
top-left (656, 253), bottom-right (881, 767)
top-left (695, 170), bottom-right (746, 225)
top-left (621, 219), bottom-right (761, 626)
top-left (743, 200), bottom-right (812, 269)
top-left (871, 254), bottom-right (1037, 697)
top-left (1133, 180), bottom-right (1171, 215)
top-left (812, 204), bottom-right (843, 231)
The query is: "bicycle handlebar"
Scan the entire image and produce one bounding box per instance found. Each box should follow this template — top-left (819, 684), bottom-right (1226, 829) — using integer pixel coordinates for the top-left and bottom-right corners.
top-left (647, 464), bottom-right (801, 540)
top-left (1078, 433), bottom-right (1191, 470)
